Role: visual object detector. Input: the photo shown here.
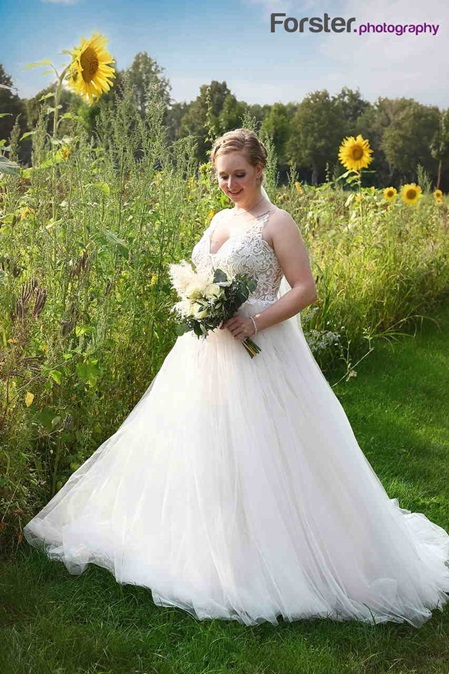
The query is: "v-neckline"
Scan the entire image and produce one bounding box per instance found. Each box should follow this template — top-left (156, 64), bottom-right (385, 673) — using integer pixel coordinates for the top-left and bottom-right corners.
top-left (208, 208), bottom-right (274, 256)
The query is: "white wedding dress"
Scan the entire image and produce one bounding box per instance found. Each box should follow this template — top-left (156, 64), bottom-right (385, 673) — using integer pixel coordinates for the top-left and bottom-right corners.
top-left (24, 207), bottom-right (449, 627)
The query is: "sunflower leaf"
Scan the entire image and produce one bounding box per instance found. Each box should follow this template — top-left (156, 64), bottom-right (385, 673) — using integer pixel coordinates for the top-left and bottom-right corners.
top-left (93, 182), bottom-right (110, 196)
top-left (0, 156), bottom-right (20, 175)
top-left (23, 59), bottom-right (52, 70)
top-left (345, 193), bottom-right (355, 207)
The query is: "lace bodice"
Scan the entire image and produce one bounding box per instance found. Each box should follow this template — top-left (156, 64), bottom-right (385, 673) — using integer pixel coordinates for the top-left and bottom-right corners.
top-left (191, 208), bottom-right (284, 304)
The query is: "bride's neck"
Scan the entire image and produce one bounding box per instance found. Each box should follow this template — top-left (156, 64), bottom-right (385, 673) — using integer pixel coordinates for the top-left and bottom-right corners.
top-left (233, 191), bottom-right (269, 215)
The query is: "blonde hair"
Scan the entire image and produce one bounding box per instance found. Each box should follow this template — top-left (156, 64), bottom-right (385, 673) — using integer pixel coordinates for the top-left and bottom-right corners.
top-left (210, 128), bottom-right (268, 182)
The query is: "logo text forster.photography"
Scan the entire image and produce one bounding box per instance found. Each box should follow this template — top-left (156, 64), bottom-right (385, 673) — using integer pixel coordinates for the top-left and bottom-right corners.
top-left (270, 12), bottom-right (440, 36)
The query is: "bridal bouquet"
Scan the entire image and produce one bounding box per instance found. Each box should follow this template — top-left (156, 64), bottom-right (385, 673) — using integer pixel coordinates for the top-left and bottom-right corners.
top-left (167, 260), bottom-right (261, 357)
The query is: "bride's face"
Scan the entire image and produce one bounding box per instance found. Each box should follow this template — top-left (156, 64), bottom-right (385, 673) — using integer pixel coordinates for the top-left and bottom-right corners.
top-left (215, 151), bottom-right (263, 205)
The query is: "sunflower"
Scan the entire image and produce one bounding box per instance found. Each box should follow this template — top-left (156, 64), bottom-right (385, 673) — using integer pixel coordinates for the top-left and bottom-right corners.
top-left (66, 33), bottom-right (115, 104)
top-left (401, 183), bottom-right (422, 205)
top-left (433, 189), bottom-right (443, 200)
top-left (338, 134), bottom-right (373, 171)
top-left (383, 187), bottom-right (397, 201)
top-left (294, 181), bottom-right (303, 194)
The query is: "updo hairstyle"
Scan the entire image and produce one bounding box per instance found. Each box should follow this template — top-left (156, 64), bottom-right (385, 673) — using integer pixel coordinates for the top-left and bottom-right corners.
top-left (209, 128), bottom-right (268, 185)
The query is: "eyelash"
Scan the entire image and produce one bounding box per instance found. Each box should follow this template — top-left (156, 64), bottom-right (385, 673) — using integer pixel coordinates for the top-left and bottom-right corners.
top-left (220, 174), bottom-right (245, 179)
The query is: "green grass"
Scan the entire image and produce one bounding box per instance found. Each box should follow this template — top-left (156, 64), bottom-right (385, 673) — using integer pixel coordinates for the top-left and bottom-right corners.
top-left (1, 304), bottom-right (449, 674)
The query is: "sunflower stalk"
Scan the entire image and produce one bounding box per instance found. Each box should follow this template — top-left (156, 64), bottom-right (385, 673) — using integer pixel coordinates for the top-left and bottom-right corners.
top-left (357, 171), bottom-right (363, 225)
top-left (52, 66), bottom-right (69, 139)
top-left (51, 66), bottom-right (69, 223)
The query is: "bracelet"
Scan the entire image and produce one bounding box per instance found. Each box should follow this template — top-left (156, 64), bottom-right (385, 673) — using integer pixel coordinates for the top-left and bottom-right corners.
top-left (250, 315), bottom-right (258, 336)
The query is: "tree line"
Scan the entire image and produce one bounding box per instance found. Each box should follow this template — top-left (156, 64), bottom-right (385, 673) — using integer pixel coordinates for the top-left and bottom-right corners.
top-left (1, 52), bottom-right (449, 189)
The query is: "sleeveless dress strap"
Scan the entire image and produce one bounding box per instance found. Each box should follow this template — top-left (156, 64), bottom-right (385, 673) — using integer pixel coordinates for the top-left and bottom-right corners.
top-left (254, 206), bottom-right (277, 242)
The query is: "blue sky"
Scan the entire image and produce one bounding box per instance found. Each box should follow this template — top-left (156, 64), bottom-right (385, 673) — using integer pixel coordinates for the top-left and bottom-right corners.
top-left (1, 0), bottom-right (447, 108)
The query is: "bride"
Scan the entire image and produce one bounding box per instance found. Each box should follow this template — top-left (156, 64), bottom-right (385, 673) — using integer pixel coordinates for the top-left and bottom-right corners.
top-left (24, 128), bottom-right (449, 628)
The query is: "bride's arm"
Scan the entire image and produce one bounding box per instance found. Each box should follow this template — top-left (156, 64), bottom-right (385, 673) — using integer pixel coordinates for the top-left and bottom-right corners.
top-left (252, 210), bottom-right (318, 331)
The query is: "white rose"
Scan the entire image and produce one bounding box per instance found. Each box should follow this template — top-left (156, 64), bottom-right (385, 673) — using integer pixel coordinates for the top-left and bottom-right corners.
top-left (204, 283), bottom-right (224, 299)
top-left (185, 279), bottom-right (207, 300)
top-left (191, 302), bottom-right (209, 319)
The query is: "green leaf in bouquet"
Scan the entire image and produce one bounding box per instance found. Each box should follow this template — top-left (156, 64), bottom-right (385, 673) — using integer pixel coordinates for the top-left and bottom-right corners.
top-left (193, 323), bottom-right (204, 337)
top-left (174, 322), bottom-right (190, 336)
top-left (213, 268), bottom-right (228, 283)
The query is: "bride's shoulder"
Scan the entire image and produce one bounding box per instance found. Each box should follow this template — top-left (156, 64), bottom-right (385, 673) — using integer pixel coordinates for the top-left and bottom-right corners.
top-left (214, 208), bottom-right (232, 219)
top-left (208, 208), bottom-right (231, 229)
top-left (269, 206), bottom-right (299, 230)
top-left (267, 207), bottom-right (305, 249)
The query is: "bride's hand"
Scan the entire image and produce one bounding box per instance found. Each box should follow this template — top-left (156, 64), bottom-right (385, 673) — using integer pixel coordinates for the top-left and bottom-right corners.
top-left (220, 316), bottom-right (256, 339)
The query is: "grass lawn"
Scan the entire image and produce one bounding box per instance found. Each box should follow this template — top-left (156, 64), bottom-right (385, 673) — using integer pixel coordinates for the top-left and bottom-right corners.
top-left (1, 303), bottom-right (449, 674)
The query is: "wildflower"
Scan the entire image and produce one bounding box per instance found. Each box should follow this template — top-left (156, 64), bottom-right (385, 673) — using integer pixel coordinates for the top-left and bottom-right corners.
top-left (19, 206), bottom-right (32, 220)
top-left (433, 189), bottom-right (443, 201)
top-left (24, 392), bottom-right (34, 407)
top-left (338, 134), bottom-right (373, 171)
top-left (66, 33), bottom-right (115, 104)
top-left (207, 210), bottom-right (215, 221)
top-left (401, 183), bottom-right (422, 205)
top-left (384, 187), bottom-right (397, 201)
top-left (294, 181), bottom-right (303, 194)
top-left (61, 145), bottom-right (72, 160)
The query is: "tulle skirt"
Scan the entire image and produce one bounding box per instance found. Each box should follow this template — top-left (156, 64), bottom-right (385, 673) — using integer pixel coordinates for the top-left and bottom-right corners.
top-left (23, 299), bottom-right (449, 627)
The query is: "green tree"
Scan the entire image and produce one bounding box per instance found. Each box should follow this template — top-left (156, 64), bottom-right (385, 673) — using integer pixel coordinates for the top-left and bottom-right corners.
top-left (430, 109), bottom-right (449, 190)
top-left (260, 102), bottom-right (296, 168)
top-left (165, 101), bottom-right (190, 143)
top-left (355, 97), bottom-right (417, 185)
top-left (245, 103), bottom-right (269, 128)
top-left (125, 51), bottom-right (171, 117)
top-left (219, 92), bottom-right (247, 134)
top-left (287, 90), bottom-right (345, 184)
top-left (0, 64), bottom-right (25, 142)
top-left (335, 86), bottom-right (371, 132)
top-left (381, 101), bottom-right (440, 181)
top-left (178, 81), bottom-right (236, 162)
